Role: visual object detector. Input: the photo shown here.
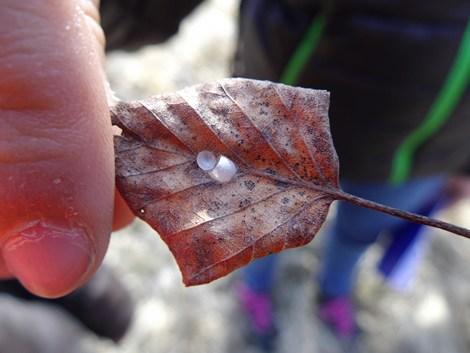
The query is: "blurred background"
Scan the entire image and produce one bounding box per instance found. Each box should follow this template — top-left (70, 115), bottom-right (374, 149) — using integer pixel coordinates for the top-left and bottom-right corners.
top-left (2, 1), bottom-right (470, 353)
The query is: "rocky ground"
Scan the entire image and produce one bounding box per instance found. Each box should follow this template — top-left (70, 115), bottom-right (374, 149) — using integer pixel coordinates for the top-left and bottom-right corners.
top-left (4, 1), bottom-right (469, 353)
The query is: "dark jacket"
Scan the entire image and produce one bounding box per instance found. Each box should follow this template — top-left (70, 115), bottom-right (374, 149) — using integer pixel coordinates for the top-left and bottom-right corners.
top-left (101, 0), bottom-right (470, 182)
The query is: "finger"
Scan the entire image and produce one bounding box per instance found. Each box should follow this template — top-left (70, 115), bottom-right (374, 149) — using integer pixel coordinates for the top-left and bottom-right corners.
top-left (0, 0), bottom-right (113, 297)
top-left (113, 190), bottom-right (135, 231)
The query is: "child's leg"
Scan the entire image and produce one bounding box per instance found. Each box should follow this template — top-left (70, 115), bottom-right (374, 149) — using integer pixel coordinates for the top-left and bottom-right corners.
top-left (242, 254), bottom-right (278, 294)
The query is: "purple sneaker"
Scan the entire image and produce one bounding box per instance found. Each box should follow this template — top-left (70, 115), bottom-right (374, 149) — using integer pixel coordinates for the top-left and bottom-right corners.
top-left (235, 283), bottom-right (274, 334)
top-left (235, 283), bottom-right (277, 352)
top-left (318, 296), bottom-right (356, 339)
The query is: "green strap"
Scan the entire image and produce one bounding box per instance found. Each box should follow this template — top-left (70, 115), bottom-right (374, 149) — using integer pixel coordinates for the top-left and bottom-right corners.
top-left (389, 19), bottom-right (470, 184)
top-left (280, 13), bottom-right (327, 85)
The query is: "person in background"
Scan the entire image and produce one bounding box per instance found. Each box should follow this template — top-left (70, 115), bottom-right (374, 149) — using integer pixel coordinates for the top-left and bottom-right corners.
top-left (230, 0), bottom-right (470, 345)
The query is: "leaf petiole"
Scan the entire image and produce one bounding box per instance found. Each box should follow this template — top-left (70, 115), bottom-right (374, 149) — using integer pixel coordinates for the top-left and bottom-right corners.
top-left (332, 190), bottom-right (470, 239)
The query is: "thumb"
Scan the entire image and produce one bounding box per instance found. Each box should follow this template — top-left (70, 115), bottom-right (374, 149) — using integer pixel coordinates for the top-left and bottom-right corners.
top-left (0, 0), bottom-right (114, 297)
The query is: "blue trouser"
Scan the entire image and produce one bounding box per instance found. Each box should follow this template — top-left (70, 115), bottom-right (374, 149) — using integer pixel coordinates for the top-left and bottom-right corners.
top-left (242, 176), bottom-right (445, 296)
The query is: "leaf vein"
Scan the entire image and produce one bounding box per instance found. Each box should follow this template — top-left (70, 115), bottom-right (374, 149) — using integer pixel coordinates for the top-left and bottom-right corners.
top-left (137, 180), bottom-right (216, 210)
top-left (273, 85), bottom-right (326, 183)
top-left (120, 160), bottom-right (193, 178)
top-left (140, 101), bottom-right (196, 154)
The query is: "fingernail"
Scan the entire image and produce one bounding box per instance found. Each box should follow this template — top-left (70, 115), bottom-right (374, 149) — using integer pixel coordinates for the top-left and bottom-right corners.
top-left (3, 222), bottom-right (95, 298)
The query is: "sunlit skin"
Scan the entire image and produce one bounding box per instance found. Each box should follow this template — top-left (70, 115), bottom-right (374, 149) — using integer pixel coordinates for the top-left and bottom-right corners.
top-left (0, 0), bottom-right (134, 298)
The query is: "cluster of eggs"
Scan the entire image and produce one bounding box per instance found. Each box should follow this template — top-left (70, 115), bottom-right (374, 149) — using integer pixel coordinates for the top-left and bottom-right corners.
top-left (196, 151), bottom-right (237, 183)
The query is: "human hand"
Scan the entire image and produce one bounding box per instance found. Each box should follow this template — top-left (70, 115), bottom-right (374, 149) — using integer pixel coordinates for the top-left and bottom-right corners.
top-left (0, 0), bottom-right (134, 298)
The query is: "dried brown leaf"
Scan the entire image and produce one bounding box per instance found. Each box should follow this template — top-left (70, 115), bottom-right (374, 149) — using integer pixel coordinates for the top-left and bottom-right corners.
top-left (112, 78), bottom-right (470, 286)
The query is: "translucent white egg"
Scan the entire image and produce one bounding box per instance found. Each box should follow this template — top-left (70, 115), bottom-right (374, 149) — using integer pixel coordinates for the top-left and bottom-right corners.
top-left (196, 150), bottom-right (217, 171)
top-left (196, 151), bottom-right (237, 183)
